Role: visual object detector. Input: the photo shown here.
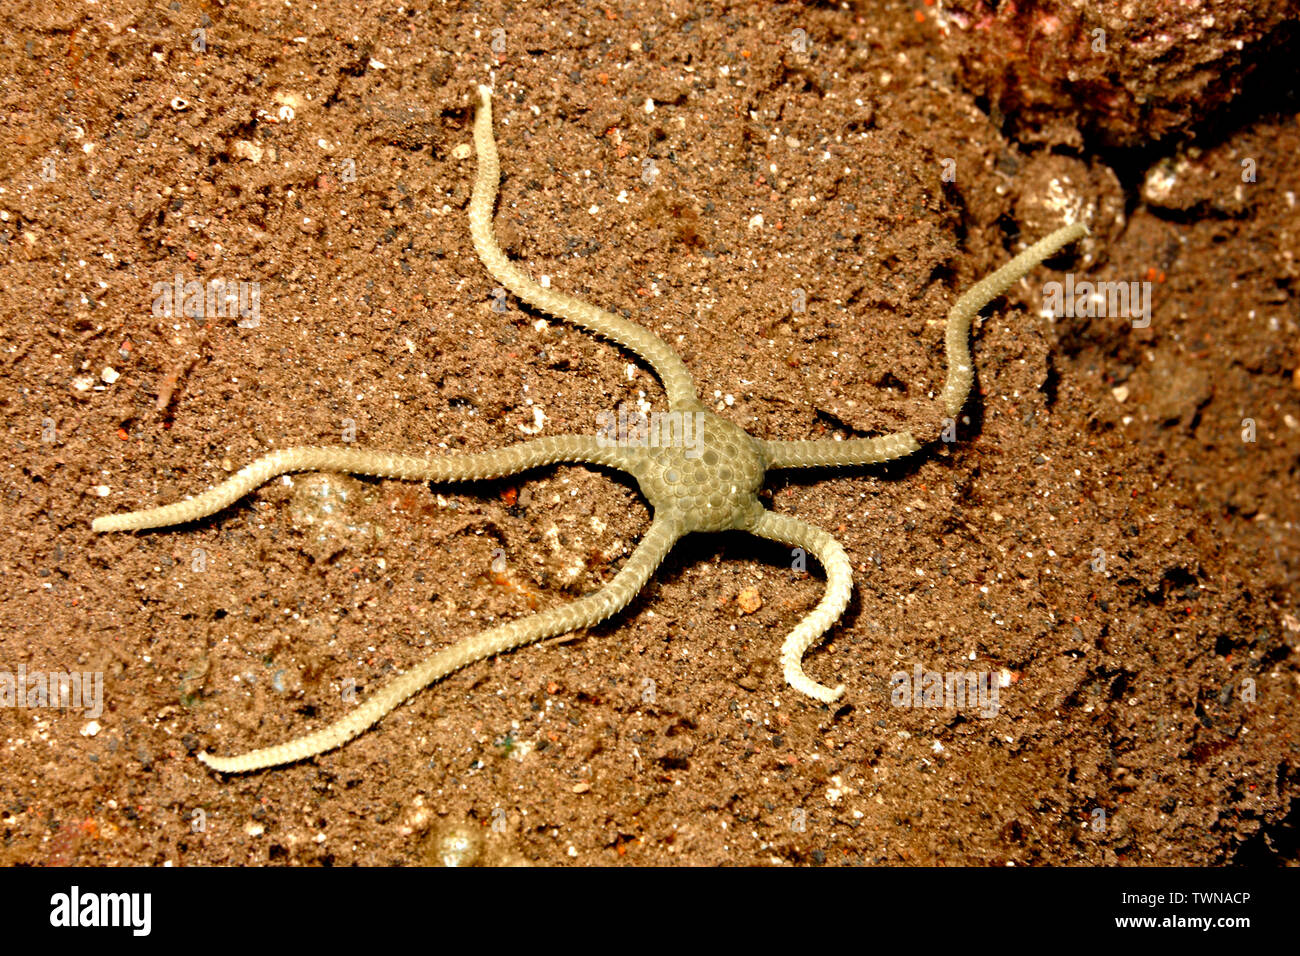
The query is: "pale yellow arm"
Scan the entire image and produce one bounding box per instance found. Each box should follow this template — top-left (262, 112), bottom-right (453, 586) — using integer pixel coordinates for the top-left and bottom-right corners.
top-left (469, 86), bottom-right (702, 413)
top-left (92, 436), bottom-right (635, 533)
top-left (760, 220), bottom-right (1088, 470)
top-left (748, 509), bottom-right (852, 704)
top-left (199, 516), bottom-right (682, 772)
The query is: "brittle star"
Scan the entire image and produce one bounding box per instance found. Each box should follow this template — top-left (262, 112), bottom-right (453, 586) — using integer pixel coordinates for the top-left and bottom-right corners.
top-left (93, 86), bottom-right (1087, 773)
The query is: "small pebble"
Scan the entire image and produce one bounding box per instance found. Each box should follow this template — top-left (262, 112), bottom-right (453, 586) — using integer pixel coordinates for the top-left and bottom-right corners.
top-left (422, 822), bottom-right (482, 867)
top-left (233, 140), bottom-right (264, 164)
top-left (737, 586), bottom-right (763, 614)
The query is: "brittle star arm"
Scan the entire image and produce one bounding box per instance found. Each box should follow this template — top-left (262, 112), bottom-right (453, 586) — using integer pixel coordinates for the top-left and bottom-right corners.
top-left (197, 515), bottom-right (684, 772)
top-left (469, 85), bottom-right (701, 412)
top-left (756, 220), bottom-right (1089, 470)
top-left (748, 509), bottom-right (851, 704)
top-left (91, 435), bottom-right (638, 532)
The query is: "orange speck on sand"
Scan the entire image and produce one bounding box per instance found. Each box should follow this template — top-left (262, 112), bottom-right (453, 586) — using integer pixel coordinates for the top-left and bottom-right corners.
top-left (116, 427), bottom-right (129, 441)
top-left (500, 486), bottom-right (518, 505)
top-left (741, 50), bottom-right (751, 58)
top-left (914, 10), bottom-right (925, 22)
top-left (597, 72), bottom-right (609, 84)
